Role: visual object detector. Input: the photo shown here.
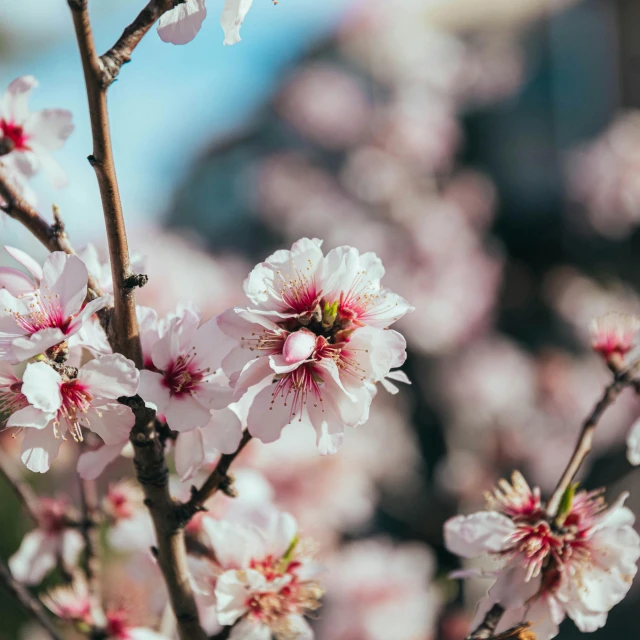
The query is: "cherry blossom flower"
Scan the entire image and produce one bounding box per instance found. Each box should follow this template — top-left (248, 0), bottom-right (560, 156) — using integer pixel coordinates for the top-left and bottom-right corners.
top-left (0, 361), bottom-right (29, 419)
top-left (317, 538), bottom-right (442, 640)
top-left (9, 497), bottom-right (83, 585)
top-left (138, 306), bottom-right (233, 432)
top-left (0, 249), bottom-right (108, 363)
top-left (7, 354), bottom-right (139, 473)
top-left (218, 238), bottom-right (410, 450)
top-left (42, 581), bottom-right (91, 622)
top-left (590, 312), bottom-right (640, 365)
top-left (103, 610), bottom-right (169, 640)
top-left (157, 0), bottom-right (254, 46)
top-left (0, 76), bottom-right (74, 190)
top-left (445, 472), bottom-right (640, 639)
top-left (200, 510), bottom-right (322, 640)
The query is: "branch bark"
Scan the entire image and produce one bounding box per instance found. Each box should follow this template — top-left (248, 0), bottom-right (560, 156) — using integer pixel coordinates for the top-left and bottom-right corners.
top-left (100, 0), bottom-right (183, 87)
top-left (176, 431), bottom-right (253, 527)
top-left (69, 0), bottom-right (142, 366)
top-left (546, 367), bottom-right (637, 517)
top-left (466, 604), bottom-right (505, 640)
top-left (68, 3), bottom-right (205, 639)
top-left (78, 476), bottom-right (107, 631)
top-left (0, 558), bottom-right (64, 640)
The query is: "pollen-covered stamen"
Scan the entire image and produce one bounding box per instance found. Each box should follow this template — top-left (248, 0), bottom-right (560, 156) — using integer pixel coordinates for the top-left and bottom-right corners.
top-left (240, 329), bottom-right (286, 355)
top-left (56, 379), bottom-right (93, 442)
top-left (8, 289), bottom-right (68, 334)
top-left (0, 119), bottom-right (30, 152)
top-left (274, 260), bottom-right (319, 314)
top-left (486, 471), bottom-right (544, 522)
top-left (505, 521), bottom-right (564, 581)
top-left (271, 365), bottom-right (324, 421)
top-left (162, 349), bottom-right (210, 397)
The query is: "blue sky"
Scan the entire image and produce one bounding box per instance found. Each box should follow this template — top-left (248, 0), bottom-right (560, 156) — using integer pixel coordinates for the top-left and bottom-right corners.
top-left (0, 0), bottom-right (350, 247)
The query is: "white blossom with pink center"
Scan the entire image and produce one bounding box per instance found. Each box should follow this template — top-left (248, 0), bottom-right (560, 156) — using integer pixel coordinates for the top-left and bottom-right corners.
top-left (138, 306), bottom-right (234, 433)
top-left (157, 0), bottom-right (254, 46)
top-left (317, 538), bottom-right (442, 640)
top-left (0, 361), bottom-right (29, 419)
top-left (9, 497), bottom-right (83, 585)
top-left (444, 472), bottom-right (640, 639)
top-left (42, 582), bottom-right (92, 623)
top-left (0, 249), bottom-right (109, 363)
top-left (7, 354), bottom-right (139, 473)
top-left (0, 76), bottom-right (74, 190)
top-left (197, 510), bottom-right (322, 640)
top-left (218, 238), bottom-right (410, 450)
top-left (589, 312), bottom-right (640, 365)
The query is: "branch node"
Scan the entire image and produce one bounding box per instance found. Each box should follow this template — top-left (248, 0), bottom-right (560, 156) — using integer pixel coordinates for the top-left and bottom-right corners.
top-left (123, 273), bottom-right (149, 289)
top-left (220, 474), bottom-right (237, 498)
top-left (87, 154), bottom-right (99, 167)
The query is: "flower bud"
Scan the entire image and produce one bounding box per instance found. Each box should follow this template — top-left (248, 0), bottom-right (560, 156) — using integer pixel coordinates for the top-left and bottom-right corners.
top-left (282, 329), bottom-right (316, 364)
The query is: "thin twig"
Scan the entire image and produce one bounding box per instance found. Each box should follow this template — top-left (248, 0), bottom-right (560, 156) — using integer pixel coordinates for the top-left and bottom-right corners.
top-left (100, 0), bottom-right (184, 87)
top-left (78, 476), bottom-right (107, 631)
top-left (0, 558), bottom-right (64, 640)
top-left (0, 448), bottom-right (40, 523)
top-left (68, 0), bottom-right (142, 365)
top-left (467, 604), bottom-right (505, 640)
top-left (546, 367), bottom-right (637, 517)
top-left (68, 2), bottom-right (206, 638)
top-left (0, 170), bottom-right (104, 300)
top-left (175, 431), bottom-right (253, 527)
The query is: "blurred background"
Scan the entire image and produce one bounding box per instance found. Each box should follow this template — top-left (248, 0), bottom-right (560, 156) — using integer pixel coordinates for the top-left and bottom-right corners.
top-left (3, 0), bottom-right (640, 638)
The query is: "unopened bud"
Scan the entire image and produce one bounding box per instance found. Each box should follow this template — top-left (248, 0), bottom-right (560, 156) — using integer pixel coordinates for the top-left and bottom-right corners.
top-left (282, 329), bottom-right (316, 364)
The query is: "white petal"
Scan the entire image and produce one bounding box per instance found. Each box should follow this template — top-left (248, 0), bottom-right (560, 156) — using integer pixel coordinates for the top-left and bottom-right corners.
top-left (1, 76), bottom-right (38, 123)
top-left (203, 519), bottom-right (265, 570)
top-left (4, 245), bottom-right (42, 280)
top-left (23, 109), bottom-right (74, 152)
top-left (7, 405), bottom-right (53, 429)
top-left (164, 394), bottom-right (212, 432)
top-left (0, 267), bottom-right (35, 297)
top-left (247, 384), bottom-right (295, 443)
top-left (78, 353), bottom-right (140, 399)
top-left (489, 560), bottom-right (542, 609)
top-left (20, 428), bottom-right (62, 473)
top-left (84, 403), bottom-right (135, 445)
top-left (138, 370), bottom-right (171, 412)
top-left (174, 428), bottom-right (205, 481)
top-left (214, 570), bottom-right (252, 625)
top-left (21, 361), bottom-right (62, 412)
top-left (42, 252), bottom-right (88, 318)
top-left (444, 512), bottom-right (515, 558)
top-left (77, 443), bottom-right (125, 480)
top-left (283, 615), bottom-right (313, 640)
top-left (8, 530), bottom-right (56, 585)
top-left (12, 327), bottom-right (66, 362)
top-left (228, 617), bottom-right (272, 640)
top-left (157, 0), bottom-right (207, 45)
top-left (61, 529), bottom-right (84, 568)
top-left (201, 408), bottom-right (243, 454)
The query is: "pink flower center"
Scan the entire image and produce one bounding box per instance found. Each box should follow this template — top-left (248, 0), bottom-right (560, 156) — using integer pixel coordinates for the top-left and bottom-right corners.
top-left (9, 290), bottom-right (69, 335)
top-left (506, 521), bottom-right (564, 581)
top-left (272, 364), bottom-right (323, 420)
top-left (56, 380), bottom-right (93, 441)
top-left (162, 354), bottom-right (208, 396)
top-left (106, 611), bottom-right (131, 639)
top-left (37, 499), bottom-right (68, 534)
top-left (276, 269), bottom-right (319, 315)
top-left (0, 119), bottom-right (29, 151)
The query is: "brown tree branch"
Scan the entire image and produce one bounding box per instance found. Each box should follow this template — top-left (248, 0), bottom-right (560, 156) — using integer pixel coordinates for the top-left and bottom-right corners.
top-left (69, 0), bottom-right (142, 366)
top-left (100, 0), bottom-right (184, 87)
top-left (78, 476), bottom-right (107, 632)
top-left (124, 396), bottom-right (207, 640)
top-left (0, 558), bottom-right (64, 640)
top-left (546, 366), bottom-right (637, 517)
top-left (175, 431), bottom-right (253, 527)
top-left (68, 3), bottom-right (205, 639)
top-left (466, 604), bottom-right (505, 640)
